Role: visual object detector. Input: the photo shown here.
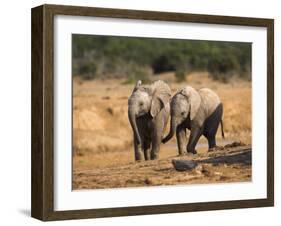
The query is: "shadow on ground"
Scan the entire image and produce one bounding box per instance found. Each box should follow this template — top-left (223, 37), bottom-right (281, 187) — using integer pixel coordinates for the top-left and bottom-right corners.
top-left (198, 149), bottom-right (251, 165)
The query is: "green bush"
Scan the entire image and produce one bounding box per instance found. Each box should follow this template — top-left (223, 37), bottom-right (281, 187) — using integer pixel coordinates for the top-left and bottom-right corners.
top-left (207, 48), bottom-right (243, 82)
top-left (123, 66), bottom-right (151, 84)
top-left (79, 62), bottom-right (97, 80)
top-left (152, 55), bottom-right (175, 73)
top-left (72, 35), bottom-right (252, 82)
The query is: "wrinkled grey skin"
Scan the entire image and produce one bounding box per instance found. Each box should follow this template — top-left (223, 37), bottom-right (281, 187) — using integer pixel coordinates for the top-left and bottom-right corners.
top-left (162, 86), bottom-right (224, 155)
top-left (128, 80), bottom-right (171, 161)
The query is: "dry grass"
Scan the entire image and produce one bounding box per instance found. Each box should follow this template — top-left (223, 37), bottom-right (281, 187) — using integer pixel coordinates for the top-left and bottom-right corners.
top-left (72, 72), bottom-right (252, 188)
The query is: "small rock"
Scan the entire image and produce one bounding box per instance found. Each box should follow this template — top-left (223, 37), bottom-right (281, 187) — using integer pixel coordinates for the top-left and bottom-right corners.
top-left (200, 165), bottom-right (211, 176)
top-left (172, 159), bottom-right (198, 171)
top-left (225, 141), bottom-right (246, 148)
top-left (144, 178), bottom-right (153, 185)
top-left (106, 107), bottom-right (114, 115)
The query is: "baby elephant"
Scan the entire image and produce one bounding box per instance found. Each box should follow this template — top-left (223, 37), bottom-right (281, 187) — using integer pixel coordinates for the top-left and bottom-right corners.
top-left (128, 80), bottom-right (171, 161)
top-left (162, 86), bottom-right (224, 155)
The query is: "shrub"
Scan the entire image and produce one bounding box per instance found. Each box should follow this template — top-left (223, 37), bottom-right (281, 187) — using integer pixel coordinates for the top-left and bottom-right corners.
top-left (152, 55), bottom-right (175, 73)
top-left (79, 62), bottom-right (97, 80)
top-left (72, 35), bottom-right (252, 82)
top-left (123, 65), bottom-right (151, 84)
top-left (207, 50), bottom-right (241, 82)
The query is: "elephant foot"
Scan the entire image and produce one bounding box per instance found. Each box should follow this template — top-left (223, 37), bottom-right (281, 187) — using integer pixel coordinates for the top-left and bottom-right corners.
top-left (150, 157), bottom-right (159, 160)
top-left (178, 149), bottom-right (187, 156)
top-left (135, 152), bottom-right (144, 161)
top-left (150, 153), bottom-right (159, 160)
top-left (186, 150), bottom-right (197, 155)
top-left (135, 156), bottom-right (145, 162)
top-left (144, 154), bottom-right (151, 161)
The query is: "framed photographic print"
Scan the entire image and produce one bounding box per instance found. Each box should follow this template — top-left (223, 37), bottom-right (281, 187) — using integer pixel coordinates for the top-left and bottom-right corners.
top-left (31, 4), bottom-right (274, 221)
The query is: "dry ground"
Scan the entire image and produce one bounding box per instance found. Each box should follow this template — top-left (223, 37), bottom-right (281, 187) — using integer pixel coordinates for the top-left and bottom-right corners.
top-left (73, 144), bottom-right (251, 189)
top-left (72, 72), bottom-right (252, 189)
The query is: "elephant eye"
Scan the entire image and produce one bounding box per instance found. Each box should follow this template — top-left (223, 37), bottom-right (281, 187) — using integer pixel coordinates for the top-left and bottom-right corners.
top-left (181, 111), bottom-right (185, 116)
top-left (139, 102), bottom-right (143, 106)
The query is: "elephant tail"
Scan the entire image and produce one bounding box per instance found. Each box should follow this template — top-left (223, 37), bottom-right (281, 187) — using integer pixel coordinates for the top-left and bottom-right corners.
top-left (220, 119), bottom-right (225, 139)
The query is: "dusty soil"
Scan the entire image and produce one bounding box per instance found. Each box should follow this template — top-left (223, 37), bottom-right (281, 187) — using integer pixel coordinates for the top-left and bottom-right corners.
top-left (73, 144), bottom-right (251, 189)
top-left (72, 72), bottom-right (252, 190)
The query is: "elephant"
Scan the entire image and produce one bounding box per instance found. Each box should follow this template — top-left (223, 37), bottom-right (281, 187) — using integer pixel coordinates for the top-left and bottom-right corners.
top-left (162, 86), bottom-right (224, 155)
top-left (128, 80), bottom-right (171, 161)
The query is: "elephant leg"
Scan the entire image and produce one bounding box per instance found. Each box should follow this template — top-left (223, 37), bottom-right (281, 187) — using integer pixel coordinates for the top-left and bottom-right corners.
top-left (207, 134), bottom-right (216, 151)
top-left (203, 130), bottom-right (217, 152)
top-left (151, 137), bottom-right (161, 160)
top-left (186, 125), bottom-right (203, 154)
top-left (134, 135), bottom-right (144, 161)
top-left (143, 141), bottom-right (151, 160)
top-left (203, 104), bottom-right (223, 151)
top-left (151, 113), bottom-right (167, 160)
top-left (176, 126), bottom-right (187, 156)
top-left (144, 148), bottom-right (151, 160)
top-left (151, 127), bottom-right (162, 160)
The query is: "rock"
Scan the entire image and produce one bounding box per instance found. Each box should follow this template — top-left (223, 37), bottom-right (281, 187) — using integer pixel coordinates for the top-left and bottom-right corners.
top-left (144, 178), bottom-right (153, 185)
top-left (172, 159), bottom-right (198, 171)
top-left (201, 165), bottom-right (211, 175)
top-left (224, 141), bottom-right (246, 148)
top-left (106, 107), bottom-right (114, 115)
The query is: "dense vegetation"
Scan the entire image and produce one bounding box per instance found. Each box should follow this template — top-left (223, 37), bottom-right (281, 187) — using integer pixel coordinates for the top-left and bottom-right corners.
top-left (72, 34), bottom-right (251, 82)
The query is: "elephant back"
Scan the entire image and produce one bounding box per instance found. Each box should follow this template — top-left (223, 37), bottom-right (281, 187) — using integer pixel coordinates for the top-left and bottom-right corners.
top-left (198, 88), bottom-right (221, 117)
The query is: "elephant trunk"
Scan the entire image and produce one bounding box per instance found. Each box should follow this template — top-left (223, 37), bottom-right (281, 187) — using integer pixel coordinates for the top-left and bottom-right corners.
top-left (128, 108), bottom-right (142, 145)
top-left (162, 118), bottom-right (177, 143)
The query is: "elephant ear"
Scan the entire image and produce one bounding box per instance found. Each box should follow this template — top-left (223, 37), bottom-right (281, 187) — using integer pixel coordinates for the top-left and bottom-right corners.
top-left (150, 80), bottom-right (171, 118)
top-left (132, 80), bottom-right (142, 93)
top-left (181, 86), bottom-right (201, 120)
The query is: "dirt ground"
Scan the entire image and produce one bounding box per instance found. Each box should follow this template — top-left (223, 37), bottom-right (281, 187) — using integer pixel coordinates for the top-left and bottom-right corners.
top-left (72, 72), bottom-right (252, 190)
top-left (73, 144), bottom-right (251, 189)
